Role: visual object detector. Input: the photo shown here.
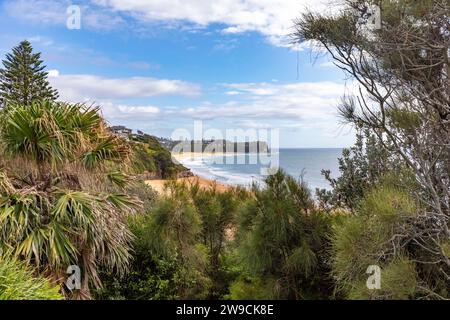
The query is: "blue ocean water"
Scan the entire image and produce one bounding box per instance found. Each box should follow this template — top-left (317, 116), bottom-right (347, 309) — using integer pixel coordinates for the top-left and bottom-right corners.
top-left (178, 148), bottom-right (343, 191)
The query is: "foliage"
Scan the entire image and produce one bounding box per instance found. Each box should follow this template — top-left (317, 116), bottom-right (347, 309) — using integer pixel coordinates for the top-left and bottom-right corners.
top-left (295, 0), bottom-right (450, 298)
top-left (189, 182), bottom-right (243, 298)
top-left (227, 276), bottom-right (273, 300)
top-left (130, 134), bottom-right (186, 178)
top-left (331, 184), bottom-right (422, 299)
top-left (0, 101), bottom-right (139, 299)
top-left (0, 258), bottom-right (62, 300)
top-left (94, 244), bottom-right (191, 300)
top-left (0, 41), bottom-right (58, 107)
top-left (97, 181), bottom-right (210, 300)
top-left (96, 180), bottom-right (250, 300)
top-left (236, 170), bottom-right (335, 299)
top-left (316, 129), bottom-right (395, 210)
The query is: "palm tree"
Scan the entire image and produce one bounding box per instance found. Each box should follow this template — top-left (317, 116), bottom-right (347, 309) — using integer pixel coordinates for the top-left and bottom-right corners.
top-left (0, 100), bottom-right (139, 299)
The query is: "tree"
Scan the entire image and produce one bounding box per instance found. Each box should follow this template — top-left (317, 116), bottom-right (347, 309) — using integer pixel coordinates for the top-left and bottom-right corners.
top-left (189, 182), bottom-right (242, 299)
top-left (295, 0), bottom-right (450, 298)
top-left (95, 189), bottom-right (201, 300)
top-left (123, 180), bottom-right (210, 299)
top-left (0, 101), bottom-right (139, 299)
top-left (316, 129), bottom-right (407, 211)
top-left (331, 185), bottom-right (420, 299)
top-left (95, 180), bottom-right (247, 300)
top-left (236, 171), bottom-right (334, 300)
top-left (0, 40), bottom-right (58, 107)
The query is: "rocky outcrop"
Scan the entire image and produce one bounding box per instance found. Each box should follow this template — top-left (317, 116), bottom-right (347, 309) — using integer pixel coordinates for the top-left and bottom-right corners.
top-left (176, 169), bottom-right (194, 179)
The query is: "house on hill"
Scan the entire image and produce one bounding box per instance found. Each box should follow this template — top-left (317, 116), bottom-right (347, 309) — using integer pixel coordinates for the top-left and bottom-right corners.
top-left (110, 126), bottom-right (132, 139)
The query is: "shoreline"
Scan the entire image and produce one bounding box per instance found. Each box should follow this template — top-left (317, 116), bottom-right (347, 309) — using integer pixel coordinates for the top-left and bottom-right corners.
top-left (171, 151), bottom-right (267, 189)
top-left (146, 152), bottom-right (253, 194)
top-left (172, 152), bottom-right (266, 188)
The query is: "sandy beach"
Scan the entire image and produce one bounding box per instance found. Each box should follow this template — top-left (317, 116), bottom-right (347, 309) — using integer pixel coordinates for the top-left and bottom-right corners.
top-left (145, 176), bottom-right (232, 195)
top-left (146, 151), bottom-right (267, 194)
top-left (145, 152), bottom-right (238, 194)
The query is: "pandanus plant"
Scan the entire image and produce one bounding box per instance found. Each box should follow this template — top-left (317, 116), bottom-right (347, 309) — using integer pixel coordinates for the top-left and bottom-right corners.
top-left (0, 101), bottom-right (140, 299)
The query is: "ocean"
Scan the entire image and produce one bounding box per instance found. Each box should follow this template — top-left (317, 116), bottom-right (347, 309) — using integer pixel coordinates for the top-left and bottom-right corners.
top-left (177, 148), bottom-right (343, 191)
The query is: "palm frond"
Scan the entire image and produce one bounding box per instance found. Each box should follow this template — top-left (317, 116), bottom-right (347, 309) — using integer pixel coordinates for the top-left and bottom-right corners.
top-left (82, 137), bottom-right (130, 169)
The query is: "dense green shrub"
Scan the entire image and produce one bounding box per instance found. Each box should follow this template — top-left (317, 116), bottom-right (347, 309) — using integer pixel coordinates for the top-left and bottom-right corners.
top-left (189, 183), bottom-right (243, 299)
top-left (235, 171), bottom-right (335, 299)
top-left (96, 181), bottom-right (210, 300)
top-left (297, 0), bottom-right (450, 299)
top-left (331, 185), bottom-right (420, 299)
top-left (96, 181), bottom-right (251, 300)
top-left (0, 259), bottom-right (62, 300)
top-left (227, 276), bottom-right (273, 300)
top-left (0, 101), bottom-right (138, 299)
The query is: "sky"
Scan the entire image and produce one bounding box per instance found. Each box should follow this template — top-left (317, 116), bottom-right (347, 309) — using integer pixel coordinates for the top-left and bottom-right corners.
top-left (0, 0), bottom-right (356, 148)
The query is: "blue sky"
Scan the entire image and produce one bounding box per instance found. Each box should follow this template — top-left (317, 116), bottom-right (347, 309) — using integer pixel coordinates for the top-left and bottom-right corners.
top-left (0, 0), bottom-right (355, 148)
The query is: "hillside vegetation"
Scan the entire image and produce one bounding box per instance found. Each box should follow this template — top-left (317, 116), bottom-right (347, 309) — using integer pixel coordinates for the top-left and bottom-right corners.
top-left (128, 133), bottom-right (189, 179)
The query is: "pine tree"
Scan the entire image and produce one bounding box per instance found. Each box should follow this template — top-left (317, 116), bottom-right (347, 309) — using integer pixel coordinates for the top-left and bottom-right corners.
top-left (0, 40), bottom-right (58, 107)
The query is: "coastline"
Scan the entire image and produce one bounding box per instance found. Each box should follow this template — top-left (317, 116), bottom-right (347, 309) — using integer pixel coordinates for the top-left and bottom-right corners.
top-left (171, 151), bottom-right (265, 188)
top-left (145, 151), bottom-right (254, 194)
top-left (171, 151), bottom-right (250, 162)
top-left (168, 149), bottom-right (342, 192)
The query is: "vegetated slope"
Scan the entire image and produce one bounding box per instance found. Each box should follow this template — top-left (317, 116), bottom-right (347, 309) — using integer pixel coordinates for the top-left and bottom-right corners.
top-left (129, 133), bottom-right (189, 179)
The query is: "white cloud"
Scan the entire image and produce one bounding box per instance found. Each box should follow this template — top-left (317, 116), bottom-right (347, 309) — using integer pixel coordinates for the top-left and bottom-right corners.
top-left (223, 81), bottom-right (346, 99)
top-left (225, 91), bottom-right (241, 96)
top-left (318, 61), bottom-right (336, 68)
top-left (49, 73), bottom-right (201, 102)
top-left (3, 0), bottom-right (126, 31)
top-left (47, 69), bottom-right (60, 77)
top-left (237, 120), bottom-right (273, 129)
top-left (47, 77), bottom-right (353, 146)
top-left (92, 0), bottom-right (333, 46)
top-left (27, 36), bottom-right (54, 46)
top-left (116, 105), bottom-right (160, 114)
top-left (4, 0), bottom-right (338, 46)
top-left (4, 0), bottom-right (66, 26)
top-left (172, 81), bottom-right (351, 122)
top-left (156, 81), bottom-right (354, 145)
top-left (83, 80), bottom-right (350, 130)
top-left (100, 102), bottom-right (161, 120)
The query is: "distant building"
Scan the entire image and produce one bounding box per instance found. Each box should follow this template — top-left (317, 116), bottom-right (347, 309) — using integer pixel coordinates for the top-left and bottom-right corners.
top-left (110, 125), bottom-right (132, 139)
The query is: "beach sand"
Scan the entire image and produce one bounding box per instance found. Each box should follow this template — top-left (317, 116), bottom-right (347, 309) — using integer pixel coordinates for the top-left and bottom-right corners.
top-left (145, 176), bottom-right (232, 195)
